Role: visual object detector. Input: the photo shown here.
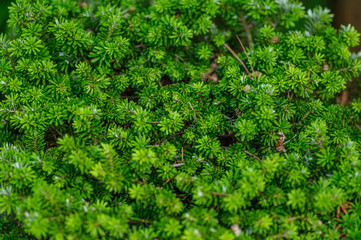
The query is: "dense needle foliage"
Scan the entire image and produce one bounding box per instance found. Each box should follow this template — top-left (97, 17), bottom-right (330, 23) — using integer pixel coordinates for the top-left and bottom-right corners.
top-left (1, 0), bottom-right (361, 239)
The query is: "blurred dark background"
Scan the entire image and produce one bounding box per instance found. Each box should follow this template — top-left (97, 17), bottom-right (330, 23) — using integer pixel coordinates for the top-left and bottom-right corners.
top-left (0, 0), bottom-right (11, 34)
top-left (0, 0), bottom-right (360, 52)
top-left (304, 0), bottom-right (361, 52)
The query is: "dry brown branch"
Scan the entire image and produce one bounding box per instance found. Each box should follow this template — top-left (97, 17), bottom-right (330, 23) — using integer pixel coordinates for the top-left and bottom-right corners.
top-left (188, 102), bottom-right (197, 121)
top-left (236, 35), bottom-right (254, 74)
top-left (244, 150), bottom-right (261, 162)
top-left (224, 43), bottom-right (251, 75)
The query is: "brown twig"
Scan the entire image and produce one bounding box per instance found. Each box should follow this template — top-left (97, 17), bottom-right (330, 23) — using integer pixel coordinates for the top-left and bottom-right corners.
top-left (212, 192), bottom-right (230, 196)
top-left (188, 102), bottom-right (197, 121)
top-left (166, 177), bottom-right (174, 183)
top-left (181, 147), bottom-right (184, 162)
top-left (173, 163), bottom-right (185, 168)
top-left (236, 35), bottom-right (254, 74)
top-left (299, 106), bottom-right (316, 123)
top-left (224, 43), bottom-right (251, 75)
top-left (202, 62), bottom-right (218, 80)
top-left (50, 125), bottom-right (63, 138)
top-left (336, 201), bottom-right (352, 221)
top-left (244, 150), bottom-right (261, 162)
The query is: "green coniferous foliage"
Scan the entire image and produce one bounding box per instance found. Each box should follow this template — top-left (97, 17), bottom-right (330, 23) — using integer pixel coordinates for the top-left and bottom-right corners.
top-left (1, 0), bottom-right (361, 239)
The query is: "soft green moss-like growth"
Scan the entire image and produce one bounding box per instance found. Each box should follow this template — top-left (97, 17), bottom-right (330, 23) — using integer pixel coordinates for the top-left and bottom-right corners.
top-left (1, 0), bottom-right (361, 239)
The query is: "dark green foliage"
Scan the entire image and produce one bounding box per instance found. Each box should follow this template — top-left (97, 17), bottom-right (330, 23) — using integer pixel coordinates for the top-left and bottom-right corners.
top-left (1, 0), bottom-right (361, 239)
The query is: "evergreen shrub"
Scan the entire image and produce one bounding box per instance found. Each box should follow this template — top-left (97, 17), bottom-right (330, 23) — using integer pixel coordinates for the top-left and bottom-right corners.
top-left (1, 0), bottom-right (361, 239)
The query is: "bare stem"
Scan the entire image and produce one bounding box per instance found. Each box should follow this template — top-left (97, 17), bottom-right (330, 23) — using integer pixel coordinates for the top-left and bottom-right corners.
top-left (244, 150), bottom-right (261, 162)
top-left (212, 192), bottom-right (230, 196)
top-left (50, 125), bottom-right (63, 138)
top-left (181, 147), bottom-right (184, 162)
top-left (224, 43), bottom-right (251, 75)
top-left (173, 163), bottom-right (185, 168)
top-left (236, 35), bottom-right (254, 74)
top-left (188, 102), bottom-right (197, 121)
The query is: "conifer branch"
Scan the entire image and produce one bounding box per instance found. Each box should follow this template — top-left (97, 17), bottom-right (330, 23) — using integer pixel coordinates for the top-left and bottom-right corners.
top-left (1, 1), bottom-right (360, 238)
